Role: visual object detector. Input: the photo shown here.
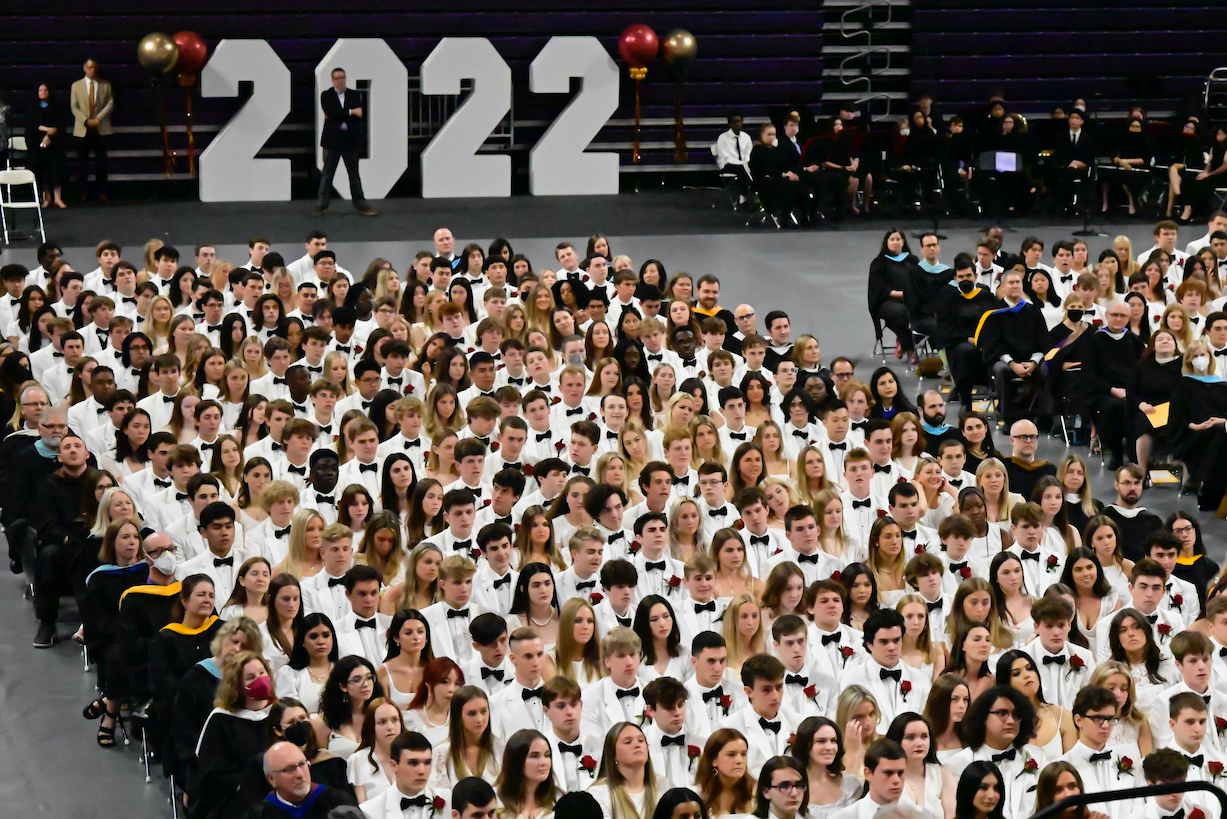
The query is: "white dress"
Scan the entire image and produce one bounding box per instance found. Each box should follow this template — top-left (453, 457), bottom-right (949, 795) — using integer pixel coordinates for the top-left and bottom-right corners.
top-left (971, 526), bottom-right (1004, 565)
top-left (346, 749), bottom-right (394, 802)
top-left (1073, 594), bottom-right (1120, 645)
top-left (900, 764), bottom-right (944, 819)
top-left (1035, 706), bottom-right (1067, 765)
top-left (328, 730), bottom-right (361, 760)
top-left (404, 708), bottom-right (449, 747)
top-left (638, 653), bottom-right (692, 684)
top-left (1102, 564), bottom-right (1132, 600)
top-left (586, 783), bottom-right (650, 819)
top-left (274, 665), bottom-right (327, 715)
top-left (380, 665), bottom-right (416, 710)
top-left (807, 774), bottom-right (862, 819)
top-left (258, 622), bottom-right (292, 674)
top-left (429, 740), bottom-right (503, 789)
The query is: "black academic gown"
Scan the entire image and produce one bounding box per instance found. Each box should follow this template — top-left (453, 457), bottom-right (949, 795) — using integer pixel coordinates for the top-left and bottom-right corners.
top-left (1102, 505), bottom-right (1164, 563)
top-left (1004, 456), bottom-right (1057, 502)
top-left (81, 563), bottom-right (150, 692)
top-left (239, 753), bottom-right (353, 807)
top-left (1168, 375), bottom-right (1227, 503)
top-left (108, 580), bottom-right (180, 704)
top-left (149, 615), bottom-right (222, 776)
top-left (977, 300), bottom-right (1050, 368)
top-left (934, 285), bottom-right (999, 348)
top-left (192, 708), bottom-right (272, 819)
top-left (244, 785), bottom-right (357, 819)
top-left (174, 661), bottom-right (223, 767)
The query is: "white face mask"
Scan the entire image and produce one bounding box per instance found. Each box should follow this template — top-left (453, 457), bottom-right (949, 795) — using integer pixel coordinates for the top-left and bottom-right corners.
top-left (150, 551), bottom-right (177, 575)
top-left (771, 137), bottom-right (779, 148)
top-left (1193, 355), bottom-right (1211, 373)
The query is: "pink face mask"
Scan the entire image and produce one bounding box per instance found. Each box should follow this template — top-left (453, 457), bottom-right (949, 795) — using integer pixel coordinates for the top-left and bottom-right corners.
top-left (244, 674), bottom-right (272, 701)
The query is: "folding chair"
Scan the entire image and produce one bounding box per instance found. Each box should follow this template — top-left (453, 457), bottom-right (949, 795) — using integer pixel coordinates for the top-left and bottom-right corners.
top-left (0, 169), bottom-right (46, 244)
top-left (6, 135), bottom-right (26, 169)
top-left (710, 143), bottom-right (744, 211)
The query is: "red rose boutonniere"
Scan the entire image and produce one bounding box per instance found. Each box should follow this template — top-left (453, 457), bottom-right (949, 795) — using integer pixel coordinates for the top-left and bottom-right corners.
top-left (667, 575), bottom-right (682, 593)
top-left (831, 570), bottom-right (842, 583)
top-left (628, 540), bottom-right (641, 555)
top-left (804, 684), bottom-right (820, 703)
top-left (588, 412), bottom-right (597, 421)
top-left (490, 441), bottom-right (500, 452)
top-left (719, 694), bottom-right (733, 716)
top-left (580, 755), bottom-right (597, 773)
top-left (432, 796), bottom-right (446, 816)
top-left (1191, 809), bottom-right (1207, 819)
top-left (1046, 555), bottom-right (1059, 572)
top-left (1216, 716), bottom-right (1227, 736)
top-left (554, 440), bottom-right (565, 452)
top-left (914, 543), bottom-right (926, 555)
top-left (687, 744), bottom-right (700, 770)
top-left (590, 591), bottom-right (605, 604)
top-left (1171, 593), bottom-right (1184, 612)
top-left (1157, 623), bottom-right (1173, 637)
top-left (1069, 655), bottom-right (1086, 672)
top-left (1024, 758), bottom-right (1039, 773)
top-left (551, 396), bottom-right (561, 405)
top-left (960, 566), bottom-right (972, 579)
top-left (1207, 762), bottom-right (1224, 781)
top-left (900, 680), bottom-right (913, 701)
top-left (877, 509), bottom-right (887, 519)
top-left (839, 645), bottom-right (855, 667)
top-left (1116, 756), bottom-right (1134, 778)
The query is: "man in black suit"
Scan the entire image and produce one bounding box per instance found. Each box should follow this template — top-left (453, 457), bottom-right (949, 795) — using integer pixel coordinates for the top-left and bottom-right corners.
top-left (314, 67), bottom-right (376, 217)
top-left (1054, 109), bottom-right (1096, 212)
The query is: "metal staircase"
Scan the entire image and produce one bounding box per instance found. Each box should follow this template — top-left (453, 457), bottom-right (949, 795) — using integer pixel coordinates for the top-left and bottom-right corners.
top-left (822, 0), bottom-right (913, 121)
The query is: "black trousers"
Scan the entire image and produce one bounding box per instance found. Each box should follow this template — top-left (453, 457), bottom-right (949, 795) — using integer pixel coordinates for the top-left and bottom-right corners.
top-left (991, 360), bottom-right (1042, 423)
top-left (1088, 394), bottom-right (1128, 460)
top-left (876, 300), bottom-right (913, 352)
top-left (33, 539), bottom-right (88, 623)
top-left (947, 342), bottom-right (988, 406)
top-left (316, 140), bottom-right (369, 209)
top-left (76, 130), bottom-right (107, 193)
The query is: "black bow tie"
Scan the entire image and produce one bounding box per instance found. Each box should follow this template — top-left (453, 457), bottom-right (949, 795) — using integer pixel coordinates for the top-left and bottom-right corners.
top-left (828, 442), bottom-right (846, 451)
top-left (928, 599), bottom-right (943, 612)
top-left (607, 531), bottom-right (625, 543)
top-left (949, 478), bottom-right (963, 487)
top-left (694, 601), bottom-right (716, 613)
top-left (851, 498), bottom-right (872, 509)
top-left (901, 529), bottom-right (917, 540)
top-left (645, 560), bottom-right (666, 572)
top-left (576, 579), bottom-right (597, 590)
top-left (873, 463), bottom-right (892, 474)
top-left (492, 574), bottom-right (512, 588)
top-left (1165, 811), bottom-right (1185, 819)
top-left (616, 615), bottom-right (631, 627)
top-left (1187, 754), bottom-right (1204, 767)
top-left (275, 526), bottom-right (292, 538)
top-left (728, 431), bottom-right (746, 441)
top-left (991, 749), bottom-right (1017, 763)
top-left (851, 420), bottom-right (868, 432)
top-left (287, 464), bottom-right (306, 476)
top-left (616, 686), bottom-right (640, 700)
top-left (785, 674), bottom-right (808, 686)
top-left (500, 464), bottom-right (520, 474)
top-left (361, 400), bottom-right (373, 410)
top-left (949, 561), bottom-right (967, 574)
top-left (200, 441), bottom-right (217, 451)
top-left (1042, 654), bottom-right (1066, 665)
top-left (207, 324), bottom-right (222, 333)
top-left (672, 474), bottom-right (689, 485)
top-left (403, 438), bottom-right (420, 448)
top-left (213, 556), bottom-right (233, 568)
top-left (446, 608), bottom-right (470, 619)
top-left (661, 734), bottom-right (686, 747)
top-left (292, 402), bottom-right (307, 414)
top-left (535, 431), bottom-right (552, 442)
top-left (52, 351), bottom-right (64, 358)
top-left (315, 495), bottom-right (334, 505)
top-left (1216, 349), bottom-right (1227, 358)
top-left (355, 618), bottom-right (377, 630)
top-left (131, 368), bottom-right (141, 377)
top-left (358, 462), bottom-right (378, 473)
top-left (386, 376), bottom-right (402, 386)
top-left (175, 492), bottom-right (190, 501)
top-left (565, 406), bottom-right (583, 417)
top-left (821, 632), bottom-right (841, 646)
top-left (318, 424), bottom-right (331, 435)
top-left (522, 687), bottom-right (543, 700)
top-left (681, 358), bottom-right (697, 368)
top-left (452, 539), bottom-right (472, 551)
top-left (1088, 751), bottom-right (1112, 763)
top-left (558, 741), bottom-right (583, 755)
top-left (123, 296), bottom-right (138, 305)
top-left (481, 667), bottom-right (505, 681)
top-left (334, 345), bottom-right (350, 354)
top-left (306, 365), bottom-right (323, 375)
top-left (535, 383), bottom-right (552, 392)
top-left (154, 477), bottom-right (171, 489)
top-left (798, 552), bottom-right (821, 564)
top-left (647, 353), bottom-right (663, 362)
top-left (401, 795), bottom-right (429, 810)
top-left (1061, 274), bottom-right (1074, 284)
top-left (605, 430), bottom-right (619, 440)
top-left (506, 376), bottom-right (525, 386)
top-left (1019, 550), bottom-right (1040, 561)
top-left (750, 534), bottom-right (770, 546)
top-left (571, 465), bottom-right (589, 476)
top-left (759, 718), bottom-right (781, 733)
top-left (880, 668), bottom-right (902, 682)
top-left (791, 428), bottom-right (809, 440)
top-left (328, 576), bottom-right (346, 587)
top-left (163, 395), bottom-right (175, 403)
top-left (273, 376), bottom-right (287, 385)
top-left (702, 686), bottom-right (724, 703)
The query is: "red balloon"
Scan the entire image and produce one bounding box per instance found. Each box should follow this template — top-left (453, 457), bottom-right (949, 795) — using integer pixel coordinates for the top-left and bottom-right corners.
top-left (618, 24), bottom-right (659, 70)
top-left (173, 31), bottom-right (209, 75)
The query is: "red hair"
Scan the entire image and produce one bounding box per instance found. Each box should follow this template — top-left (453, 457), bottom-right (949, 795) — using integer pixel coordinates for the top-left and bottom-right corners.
top-left (408, 657), bottom-right (464, 710)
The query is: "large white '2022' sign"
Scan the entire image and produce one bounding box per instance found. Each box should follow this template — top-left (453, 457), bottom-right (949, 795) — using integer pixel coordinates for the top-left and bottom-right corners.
top-left (199, 36), bottom-right (619, 202)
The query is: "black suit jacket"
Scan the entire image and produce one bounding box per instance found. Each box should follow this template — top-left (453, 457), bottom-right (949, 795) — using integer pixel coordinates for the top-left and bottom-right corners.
top-left (319, 87), bottom-right (365, 150)
top-left (1056, 129), bottom-right (1096, 168)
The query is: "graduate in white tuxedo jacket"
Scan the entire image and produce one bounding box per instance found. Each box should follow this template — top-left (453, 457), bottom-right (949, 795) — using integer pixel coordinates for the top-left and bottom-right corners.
top-left (359, 732), bottom-right (450, 819)
top-left (838, 610), bottom-right (931, 727)
top-left (540, 676), bottom-right (603, 793)
top-left (721, 653), bottom-right (803, 777)
top-left (333, 565), bottom-right (391, 666)
top-left (488, 629), bottom-right (550, 742)
top-left (420, 556), bottom-right (486, 667)
top-left (581, 628), bottom-right (650, 741)
top-left (830, 737), bottom-right (941, 819)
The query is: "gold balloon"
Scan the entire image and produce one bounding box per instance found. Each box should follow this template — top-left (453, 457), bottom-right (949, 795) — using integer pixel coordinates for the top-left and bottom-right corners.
top-left (662, 29), bottom-right (697, 70)
top-left (137, 32), bottom-right (179, 74)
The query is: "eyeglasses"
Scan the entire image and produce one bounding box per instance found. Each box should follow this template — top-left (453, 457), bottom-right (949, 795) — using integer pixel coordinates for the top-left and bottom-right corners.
top-left (1082, 714), bottom-right (1118, 727)
top-left (771, 782), bottom-right (804, 792)
top-left (22, 401), bottom-right (48, 408)
top-left (1172, 525), bottom-right (1195, 535)
top-left (347, 674), bottom-right (375, 686)
top-left (1011, 434), bottom-right (1039, 441)
top-left (274, 760), bottom-right (311, 776)
top-left (987, 709), bottom-right (1018, 722)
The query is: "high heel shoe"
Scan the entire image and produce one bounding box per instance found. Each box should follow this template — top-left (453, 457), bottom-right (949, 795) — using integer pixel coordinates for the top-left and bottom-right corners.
top-left (82, 697), bottom-right (106, 720)
top-left (97, 708), bottom-right (118, 747)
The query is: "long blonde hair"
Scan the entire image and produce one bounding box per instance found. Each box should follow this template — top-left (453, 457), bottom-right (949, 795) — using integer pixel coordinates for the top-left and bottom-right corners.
top-left (813, 487), bottom-right (851, 562)
top-left (281, 508), bottom-right (325, 578)
top-left (553, 597), bottom-right (603, 683)
top-left (896, 593), bottom-right (942, 664)
top-left (721, 593), bottom-right (765, 671)
top-left (593, 723), bottom-right (660, 819)
top-left (1089, 660), bottom-right (1145, 727)
top-left (976, 457), bottom-right (1016, 523)
top-left (796, 445), bottom-right (832, 506)
top-left (835, 685), bottom-right (880, 745)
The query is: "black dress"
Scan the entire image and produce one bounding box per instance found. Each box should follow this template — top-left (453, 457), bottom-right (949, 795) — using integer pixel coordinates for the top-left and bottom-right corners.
top-left (192, 708), bottom-right (272, 819)
top-left (1168, 374), bottom-right (1227, 506)
top-left (24, 94), bottom-right (65, 191)
top-left (1126, 357), bottom-right (1183, 442)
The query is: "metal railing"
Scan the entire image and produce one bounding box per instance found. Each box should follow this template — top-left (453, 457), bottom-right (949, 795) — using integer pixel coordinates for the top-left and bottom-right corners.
top-left (838, 0), bottom-right (899, 121)
top-left (407, 75), bottom-right (514, 145)
top-left (1029, 780), bottom-right (1227, 819)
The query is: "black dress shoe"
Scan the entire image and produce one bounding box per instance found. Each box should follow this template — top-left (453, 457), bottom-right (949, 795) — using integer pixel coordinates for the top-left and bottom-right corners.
top-left (33, 621), bottom-right (58, 648)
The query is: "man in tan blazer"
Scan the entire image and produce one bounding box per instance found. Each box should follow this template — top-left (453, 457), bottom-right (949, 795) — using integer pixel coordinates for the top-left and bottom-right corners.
top-left (69, 59), bottom-right (112, 201)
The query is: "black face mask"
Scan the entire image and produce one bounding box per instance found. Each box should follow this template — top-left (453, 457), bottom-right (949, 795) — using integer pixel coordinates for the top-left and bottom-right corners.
top-left (958, 279), bottom-right (976, 294)
top-left (1067, 309), bottom-right (1084, 323)
top-left (283, 721), bottom-right (313, 747)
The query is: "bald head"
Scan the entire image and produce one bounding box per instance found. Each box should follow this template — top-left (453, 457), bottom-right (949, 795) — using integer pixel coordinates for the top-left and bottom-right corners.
top-left (1009, 419), bottom-right (1039, 459)
top-left (264, 741), bottom-right (311, 801)
top-left (143, 532), bottom-right (173, 557)
top-left (1105, 302), bottom-right (1130, 332)
top-left (734, 304), bottom-right (757, 335)
top-left (433, 228), bottom-right (455, 256)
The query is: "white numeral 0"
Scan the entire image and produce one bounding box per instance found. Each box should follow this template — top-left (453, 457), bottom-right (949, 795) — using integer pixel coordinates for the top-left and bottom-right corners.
top-left (314, 39), bottom-right (409, 200)
top-left (529, 36), bottom-right (620, 196)
top-left (199, 39), bottom-right (292, 202)
top-left (419, 38), bottom-right (511, 199)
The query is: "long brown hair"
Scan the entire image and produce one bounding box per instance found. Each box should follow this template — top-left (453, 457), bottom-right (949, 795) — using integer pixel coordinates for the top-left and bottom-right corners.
top-left (696, 728), bottom-right (756, 814)
top-left (447, 685), bottom-right (497, 781)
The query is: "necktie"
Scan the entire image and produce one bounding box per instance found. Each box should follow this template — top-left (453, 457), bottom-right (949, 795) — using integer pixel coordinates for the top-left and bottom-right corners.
top-left (661, 734), bottom-right (685, 747)
top-left (828, 442), bottom-right (846, 451)
top-left (880, 668), bottom-right (902, 682)
top-left (821, 632), bottom-right (841, 646)
top-left (576, 579), bottom-right (596, 590)
top-left (694, 601), bottom-right (716, 613)
top-left (1089, 751), bottom-right (1111, 763)
top-left (446, 608), bottom-right (470, 619)
top-left (645, 560), bottom-right (666, 572)
top-left (785, 674), bottom-right (808, 686)
top-left (759, 718), bottom-right (781, 733)
top-left (734, 134), bottom-right (742, 160)
top-left (559, 741), bottom-right (582, 755)
top-left (402, 795), bottom-right (428, 810)
top-left (482, 667), bottom-right (504, 681)
top-left (991, 749), bottom-right (1016, 763)
top-left (328, 576), bottom-right (346, 587)
top-left (536, 431), bottom-right (552, 442)
top-left (355, 618), bottom-right (376, 629)
top-left (88, 79), bottom-right (96, 118)
top-left (873, 463), bottom-right (892, 474)
top-left (522, 687), bottom-right (543, 700)
top-left (851, 499), bottom-right (872, 510)
top-left (702, 686), bottom-right (724, 703)
top-left (492, 575), bottom-right (511, 588)
top-left (1042, 655), bottom-right (1065, 666)
top-left (729, 431), bottom-right (746, 441)
top-left (213, 556), bottom-right (233, 567)
top-left (1019, 550), bottom-right (1039, 561)
top-left (358, 463), bottom-right (378, 473)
